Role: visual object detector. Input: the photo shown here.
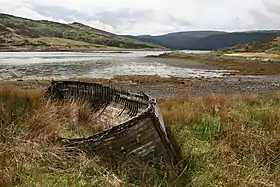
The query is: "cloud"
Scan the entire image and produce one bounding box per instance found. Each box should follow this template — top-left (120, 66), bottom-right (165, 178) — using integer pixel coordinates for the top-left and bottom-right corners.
top-left (246, 0), bottom-right (280, 30)
top-left (0, 0), bottom-right (280, 35)
top-left (263, 0), bottom-right (280, 16)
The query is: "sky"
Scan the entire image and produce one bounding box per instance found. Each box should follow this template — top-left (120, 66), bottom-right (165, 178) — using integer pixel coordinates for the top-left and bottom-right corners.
top-left (0, 0), bottom-right (280, 35)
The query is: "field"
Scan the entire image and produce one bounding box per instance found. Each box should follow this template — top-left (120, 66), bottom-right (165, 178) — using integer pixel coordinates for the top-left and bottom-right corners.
top-left (1, 85), bottom-right (280, 186)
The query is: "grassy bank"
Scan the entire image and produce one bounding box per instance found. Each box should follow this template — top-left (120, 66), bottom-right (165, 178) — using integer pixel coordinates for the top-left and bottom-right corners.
top-left (1, 86), bottom-right (280, 186)
top-left (148, 52), bottom-right (280, 75)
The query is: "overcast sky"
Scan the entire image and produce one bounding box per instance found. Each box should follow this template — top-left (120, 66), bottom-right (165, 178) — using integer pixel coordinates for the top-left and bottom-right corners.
top-left (0, 0), bottom-right (280, 35)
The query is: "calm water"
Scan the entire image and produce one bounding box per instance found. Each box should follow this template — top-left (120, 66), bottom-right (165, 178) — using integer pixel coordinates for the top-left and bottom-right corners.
top-left (0, 51), bottom-right (230, 81)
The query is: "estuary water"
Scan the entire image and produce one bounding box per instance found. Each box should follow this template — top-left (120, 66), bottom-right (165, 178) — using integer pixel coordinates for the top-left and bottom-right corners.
top-left (0, 50), bottom-right (231, 81)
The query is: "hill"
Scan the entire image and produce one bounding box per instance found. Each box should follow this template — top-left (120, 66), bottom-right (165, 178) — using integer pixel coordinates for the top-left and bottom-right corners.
top-left (125, 30), bottom-right (280, 50)
top-left (188, 31), bottom-right (280, 50)
top-left (0, 13), bottom-right (164, 51)
top-left (123, 31), bottom-right (226, 50)
top-left (222, 35), bottom-right (280, 53)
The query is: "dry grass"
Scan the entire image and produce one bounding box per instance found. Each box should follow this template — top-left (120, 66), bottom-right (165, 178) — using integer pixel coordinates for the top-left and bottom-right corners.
top-left (0, 86), bottom-right (185, 187)
top-left (224, 52), bottom-right (280, 59)
top-left (0, 86), bottom-right (120, 186)
top-left (2, 85), bottom-right (280, 186)
top-left (204, 60), bottom-right (280, 76)
top-left (24, 100), bottom-right (98, 140)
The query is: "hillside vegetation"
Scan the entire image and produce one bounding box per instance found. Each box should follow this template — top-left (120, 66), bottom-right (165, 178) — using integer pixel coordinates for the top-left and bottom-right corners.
top-left (0, 13), bottom-right (163, 51)
top-left (223, 36), bottom-right (280, 53)
top-left (1, 86), bottom-right (280, 186)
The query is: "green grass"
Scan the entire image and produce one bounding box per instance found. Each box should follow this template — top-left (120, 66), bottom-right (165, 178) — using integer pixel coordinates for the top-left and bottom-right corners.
top-left (160, 93), bottom-right (280, 186)
top-left (2, 86), bottom-right (280, 186)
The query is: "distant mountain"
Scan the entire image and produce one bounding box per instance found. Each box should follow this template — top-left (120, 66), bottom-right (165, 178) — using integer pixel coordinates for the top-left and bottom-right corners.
top-left (0, 13), bottom-right (164, 52)
top-left (124, 30), bottom-right (280, 50)
top-left (123, 31), bottom-right (226, 50)
top-left (186, 31), bottom-right (280, 50)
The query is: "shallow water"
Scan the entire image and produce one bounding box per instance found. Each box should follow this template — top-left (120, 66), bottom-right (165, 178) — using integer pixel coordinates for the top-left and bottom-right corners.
top-left (0, 51), bottom-right (231, 81)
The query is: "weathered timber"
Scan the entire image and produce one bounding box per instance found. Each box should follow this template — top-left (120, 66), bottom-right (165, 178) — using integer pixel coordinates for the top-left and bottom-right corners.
top-left (44, 80), bottom-right (179, 164)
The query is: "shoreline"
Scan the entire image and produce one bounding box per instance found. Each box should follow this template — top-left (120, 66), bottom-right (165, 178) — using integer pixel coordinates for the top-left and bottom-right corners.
top-left (2, 75), bottom-right (280, 99)
top-left (0, 48), bottom-right (169, 53)
top-left (1, 50), bottom-right (280, 99)
top-left (146, 51), bottom-right (280, 62)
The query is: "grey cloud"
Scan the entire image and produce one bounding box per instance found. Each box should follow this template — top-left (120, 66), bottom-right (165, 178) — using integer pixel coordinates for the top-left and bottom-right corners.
top-left (95, 9), bottom-right (192, 28)
top-left (263, 0), bottom-right (280, 16)
top-left (94, 9), bottom-right (153, 27)
top-left (28, 4), bottom-right (156, 28)
top-left (248, 0), bottom-right (280, 30)
top-left (249, 9), bottom-right (280, 30)
top-left (1, 0), bottom-right (280, 35)
top-left (167, 15), bottom-right (193, 27)
top-left (27, 3), bottom-right (91, 22)
top-left (21, 3), bottom-right (193, 33)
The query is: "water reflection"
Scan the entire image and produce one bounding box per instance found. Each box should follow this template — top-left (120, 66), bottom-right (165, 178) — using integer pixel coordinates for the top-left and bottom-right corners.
top-left (0, 51), bottom-right (230, 81)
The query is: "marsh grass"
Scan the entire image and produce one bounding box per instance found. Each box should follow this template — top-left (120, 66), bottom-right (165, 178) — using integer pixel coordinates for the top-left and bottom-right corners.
top-left (2, 86), bottom-right (280, 186)
top-left (0, 86), bottom-right (185, 187)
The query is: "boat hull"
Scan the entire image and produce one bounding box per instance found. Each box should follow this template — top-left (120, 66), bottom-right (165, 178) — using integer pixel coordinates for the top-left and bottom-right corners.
top-left (44, 80), bottom-right (179, 164)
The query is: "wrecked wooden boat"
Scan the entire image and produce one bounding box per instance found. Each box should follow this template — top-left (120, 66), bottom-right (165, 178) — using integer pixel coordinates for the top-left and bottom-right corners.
top-left (44, 80), bottom-right (179, 164)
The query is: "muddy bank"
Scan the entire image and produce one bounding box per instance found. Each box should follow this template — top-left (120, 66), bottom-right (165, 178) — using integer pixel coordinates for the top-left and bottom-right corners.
top-left (2, 75), bottom-right (280, 99)
top-left (147, 52), bottom-right (280, 76)
top-left (148, 52), bottom-right (280, 63)
top-left (118, 76), bottom-right (280, 99)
